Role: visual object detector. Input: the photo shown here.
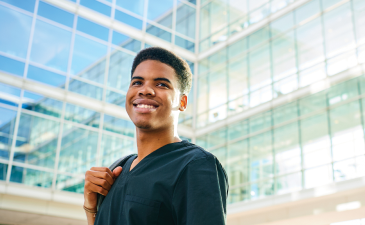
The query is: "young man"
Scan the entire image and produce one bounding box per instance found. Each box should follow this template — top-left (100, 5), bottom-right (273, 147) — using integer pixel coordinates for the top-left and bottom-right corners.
top-left (83, 47), bottom-right (228, 225)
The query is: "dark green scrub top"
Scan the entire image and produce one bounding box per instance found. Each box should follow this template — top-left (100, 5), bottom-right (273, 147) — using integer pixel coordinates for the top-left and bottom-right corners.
top-left (94, 140), bottom-right (228, 225)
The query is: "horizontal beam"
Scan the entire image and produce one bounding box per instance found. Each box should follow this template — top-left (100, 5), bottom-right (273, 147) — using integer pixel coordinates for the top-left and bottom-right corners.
top-left (195, 63), bottom-right (365, 137)
top-left (43, 0), bottom-right (197, 62)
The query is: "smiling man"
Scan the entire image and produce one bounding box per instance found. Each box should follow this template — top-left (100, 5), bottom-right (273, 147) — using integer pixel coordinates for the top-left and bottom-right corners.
top-left (83, 47), bottom-right (228, 225)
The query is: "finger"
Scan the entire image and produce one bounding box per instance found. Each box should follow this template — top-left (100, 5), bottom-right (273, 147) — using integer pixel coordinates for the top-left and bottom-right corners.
top-left (86, 175), bottom-right (112, 191)
top-left (85, 180), bottom-right (109, 196)
top-left (113, 167), bottom-right (123, 177)
top-left (86, 170), bottom-right (114, 186)
top-left (90, 167), bottom-right (114, 179)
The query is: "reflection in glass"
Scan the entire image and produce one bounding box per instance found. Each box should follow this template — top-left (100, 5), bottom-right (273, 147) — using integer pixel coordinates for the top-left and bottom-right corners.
top-left (112, 31), bottom-right (141, 52)
top-left (176, 1), bottom-right (196, 39)
top-left (56, 174), bottom-right (84, 193)
top-left (0, 107), bottom-right (17, 160)
top-left (116, 0), bottom-right (144, 16)
top-left (108, 48), bottom-right (134, 92)
top-left (71, 34), bottom-right (107, 78)
top-left (68, 79), bottom-right (103, 100)
top-left (148, 0), bottom-right (173, 28)
top-left (37, 1), bottom-right (74, 27)
top-left (64, 103), bottom-right (100, 128)
top-left (0, 55), bottom-right (25, 77)
top-left (77, 17), bottom-right (109, 41)
top-left (115, 10), bottom-right (143, 30)
top-left (30, 20), bottom-right (72, 72)
top-left (175, 36), bottom-right (194, 52)
top-left (103, 114), bottom-right (134, 137)
top-left (10, 166), bottom-right (53, 188)
top-left (14, 112), bottom-right (59, 168)
top-left (58, 125), bottom-right (98, 174)
top-left (0, 83), bottom-right (21, 107)
top-left (0, 163), bottom-right (7, 180)
top-left (27, 65), bottom-right (66, 87)
top-left (294, 0), bottom-right (320, 25)
top-left (105, 90), bottom-right (126, 107)
top-left (80, 0), bottom-right (111, 17)
top-left (22, 91), bottom-right (63, 117)
top-left (0, 5), bottom-right (32, 59)
top-left (100, 134), bottom-right (135, 166)
top-left (146, 24), bottom-right (172, 42)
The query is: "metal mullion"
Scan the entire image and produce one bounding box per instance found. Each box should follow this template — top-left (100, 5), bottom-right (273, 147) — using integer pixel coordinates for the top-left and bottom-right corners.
top-left (12, 161), bottom-right (54, 173)
top-left (114, 5), bottom-right (145, 21)
top-left (296, 101), bottom-right (305, 189)
top-left (0, 52), bottom-right (27, 63)
top-left (142, 0), bottom-right (149, 33)
top-left (66, 12), bottom-right (78, 91)
top-left (172, 0), bottom-right (177, 45)
top-left (27, 61), bottom-right (68, 76)
top-left (20, 108), bottom-right (61, 123)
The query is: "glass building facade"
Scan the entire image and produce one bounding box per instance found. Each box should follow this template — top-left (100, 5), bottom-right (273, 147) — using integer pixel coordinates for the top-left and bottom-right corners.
top-left (0, 0), bottom-right (364, 208)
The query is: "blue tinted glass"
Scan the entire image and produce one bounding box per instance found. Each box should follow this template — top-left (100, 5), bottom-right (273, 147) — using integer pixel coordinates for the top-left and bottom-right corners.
top-left (103, 114), bottom-right (134, 137)
top-left (10, 166), bottom-right (53, 188)
top-left (144, 43), bottom-right (153, 48)
top-left (148, 0), bottom-right (173, 27)
top-left (23, 91), bottom-right (63, 117)
top-left (176, 1), bottom-right (196, 39)
top-left (108, 48), bottom-right (134, 92)
top-left (175, 36), bottom-right (195, 52)
top-left (0, 83), bottom-right (21, 107)
top-left (38, 1), bottom-right (74, 27)
top-left (106, 90), bottom-right (126, 107)
top-left (80, 0), bottom-right (111, 16)
top-left (0, 55), bottom-right (24, 76)
top-left (0, 163), bottom-right (7, 180)
top-left (187, 0), bottom-right (196, 4)
top-left (64, 103), bottom-right (100, 128)
top-left (30, 20), bottom-right (72, 72)
top-left (116, 0), bottom-right (144, 16)
top-left (0, 5), bottom-right (32, 59)
top-left (77, 17), bottom-right (109, 41)
top-left (115, 10), bottom-right (143, 30)
top-left (0, 0), bottom-right (35, 12)
top-left (112, 31), bottom-right (141, 52)
top-left (27, 65), bottom-right (66, 88)
top-left (146, 24), bottom-right (172, 42)
top-left (0, 107), bottom-right (16, 160)
top-left (295, 0), bottom-right (320, 24)
top-left (68, 79), bottom-right (103, 100)
top-left (71, 34), bottom-right (108, 75)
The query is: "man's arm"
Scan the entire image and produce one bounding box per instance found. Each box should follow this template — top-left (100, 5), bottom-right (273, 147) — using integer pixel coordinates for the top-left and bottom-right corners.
top-left (83, 166), bottom-right (123, 225)
top-left (172, 156), bottom-right (229, 225)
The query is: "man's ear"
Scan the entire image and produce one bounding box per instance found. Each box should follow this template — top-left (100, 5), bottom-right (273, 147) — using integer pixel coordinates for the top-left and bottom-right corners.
top-left (179, 95), bottom-right (188, 111)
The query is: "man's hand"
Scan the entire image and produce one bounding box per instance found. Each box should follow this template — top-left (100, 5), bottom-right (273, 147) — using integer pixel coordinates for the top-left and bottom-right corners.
top-left (83, 166), bottom-right (123, 209)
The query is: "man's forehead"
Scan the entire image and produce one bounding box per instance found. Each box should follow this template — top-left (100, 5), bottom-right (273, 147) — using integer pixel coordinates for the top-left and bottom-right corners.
top-left (132, 60), bottom-right (178, 82)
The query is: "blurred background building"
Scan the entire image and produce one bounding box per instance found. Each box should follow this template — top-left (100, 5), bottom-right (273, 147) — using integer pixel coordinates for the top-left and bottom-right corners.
top-left (0, 0), bottom-right (364, 224)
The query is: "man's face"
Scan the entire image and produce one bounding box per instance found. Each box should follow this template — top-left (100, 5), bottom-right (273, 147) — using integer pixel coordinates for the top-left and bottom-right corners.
top-left (126, 60), bottom-right (185, 130)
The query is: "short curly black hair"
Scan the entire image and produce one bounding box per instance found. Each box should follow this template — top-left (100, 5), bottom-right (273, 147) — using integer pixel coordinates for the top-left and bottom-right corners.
top-left (131, 47), bottom-right (193, 95)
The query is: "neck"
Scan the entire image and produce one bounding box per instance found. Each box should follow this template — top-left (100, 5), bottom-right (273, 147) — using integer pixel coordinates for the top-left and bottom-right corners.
top-left (135, 124), bottom-right (181, 161)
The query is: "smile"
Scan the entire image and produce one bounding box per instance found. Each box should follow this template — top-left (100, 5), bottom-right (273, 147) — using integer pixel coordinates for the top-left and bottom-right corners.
top-left (135, 104), bottom-right (158, 109)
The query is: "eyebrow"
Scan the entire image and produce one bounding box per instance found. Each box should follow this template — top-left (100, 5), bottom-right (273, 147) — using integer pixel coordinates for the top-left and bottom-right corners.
top-left (131, 76), bottom-right (171, 84)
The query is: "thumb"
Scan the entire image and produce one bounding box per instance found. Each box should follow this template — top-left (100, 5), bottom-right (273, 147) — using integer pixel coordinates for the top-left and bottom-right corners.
top-left (113, 166), bottom-right (123, 178)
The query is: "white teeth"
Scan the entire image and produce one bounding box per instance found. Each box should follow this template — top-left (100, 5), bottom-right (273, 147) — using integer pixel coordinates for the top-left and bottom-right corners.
top-left (136, 104), bottom-right (156, 109)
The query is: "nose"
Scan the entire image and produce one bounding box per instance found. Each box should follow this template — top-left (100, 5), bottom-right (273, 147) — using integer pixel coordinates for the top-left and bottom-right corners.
top-left (138, 84), bottom-right (155, 97)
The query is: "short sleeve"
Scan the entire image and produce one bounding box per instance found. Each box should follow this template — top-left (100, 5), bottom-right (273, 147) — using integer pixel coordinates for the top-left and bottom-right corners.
top-left (172, 156), bottom-right (228, 225)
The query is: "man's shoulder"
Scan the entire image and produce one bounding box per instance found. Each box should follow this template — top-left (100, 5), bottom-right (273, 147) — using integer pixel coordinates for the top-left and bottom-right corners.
top-left (178, 141), bottom-right (216, 162)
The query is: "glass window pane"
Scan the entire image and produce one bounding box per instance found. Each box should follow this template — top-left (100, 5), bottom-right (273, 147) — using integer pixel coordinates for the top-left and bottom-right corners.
top-left (176, 1), bottom-right (196, 39)
top-left (0, 106), bottom-right (17, 160)
top-left (248, 27), bottom-right (269, 49)
top-left (304, 164), bottom-right (333, 188)
top-left (0, 163), bottom-right (8, 181)
top-left (294, 0), bottom-right (320, 24)
top-left (327, 50), bottom-right (357, 76)
top-left (276, 172), bottom-right (302, 194)
top-left (0, 55), bottom-right (25, 76)
top-left (333, 158), bottom-right (358, 181)
top-left (100, 134), bottom-right (135, 167)
top-left (299, 62), bottom-right (326, 87)
top-left (321, 0), bottom-right (342, 10)
top-left (299, 91), bottom-right (327, 116)
top-left (1, 0), bottom-right (35, 12)
top-left (228, 55), bottom-right (249, 100)
top-left (250, 179), bottom-right (274, 199)
top-left (249, 111), bottom-right (271, 133)
top-left (210, 147), bottom-right (226, 166)
top-left (116, 0), bottom-right (144, 16)
top-left (228, 119), bottom-right (248, 141)
top-left (296, 18), bottom-right (324, 70)
top-left (80, 0), bottom-right (111, 16)
top-left (206, 128), bottom-right (226, 149)
top-left (103, 114), bottom-right (135, 137)
top-left (22, 91), bottom-right (63, 118)
top-left (77, 17), bottom-right (109, 41)
top-left (274, 74), bottom-right (298, 97)
top-left (14, 112), bottom-right (60, 168)
top-left (30, 20), bottom-right (72, 72)
top-left (175, 36), bottom-right (195, 52)
top-left (249, 86), bottom-right (272, 107)
top-left (68, 79), bottom-right (103, 100)
top-left (10, 166), bottom-right (53, 188)
top-left (354, 0), bottom-right (365, 45)
top-left (112, 31), bottom-right (141, 52)
top-left (249, 131), bottom-right (273, 181)
top-left (270, 12), bottom-right (294, 38)
top-left (148, 0), bottom-right (173, 28)
top-left (64, 103), bottom-right (100, 128)
top-left (0, 83), bottom-right (21, 107)
top-left (27, 65), bottom-right (66, 87)
top-left (146, 24), bottom-right (172, 42)
top-left (323, 3), bottom-right (355, 58)
top-left (0, 5), bottom-right (33, 59)
top-left (108, 48), bottom-right (134, 92)
top-left (272, 31), bottom-right (296, 81)
top-left (114, 10), bottom-right (143, 30)
top-left (227, 139), bottom-right (249, 186)
top-left (71, 34), bottom-right (108, 77)
top-left (209, 69), bottom-right (227, 111)
top-left (273, 102), bottom-right (297, 125)
top-left (58, 125), bottom-right (98, 174)
top-left (56, 174), bottom-right (84, 193)
top-left (37, 1), bottom-right (74, 27)
top-left (249, 44), bottom-right (271, 90)
top-left (106, 90), bottom-right (126, 107)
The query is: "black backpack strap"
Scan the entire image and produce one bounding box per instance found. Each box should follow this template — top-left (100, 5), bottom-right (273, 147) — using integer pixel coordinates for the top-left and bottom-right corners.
top-left (96, 153), bottom-right (137, 210)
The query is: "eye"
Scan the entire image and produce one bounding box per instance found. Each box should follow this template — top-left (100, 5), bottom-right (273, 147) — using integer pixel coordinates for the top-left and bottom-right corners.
top-left (157, 83), bottom-right (168, 88)
top-left (132, 81), bottom-right (142, 86)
